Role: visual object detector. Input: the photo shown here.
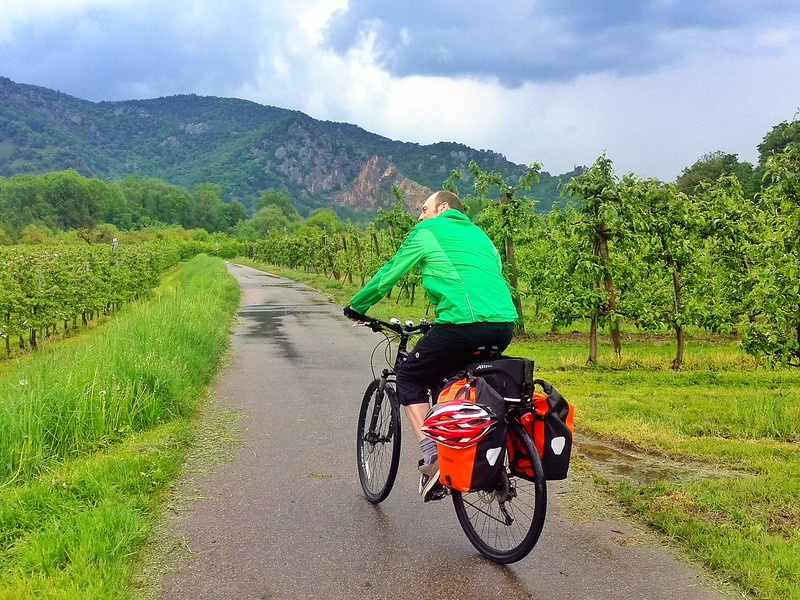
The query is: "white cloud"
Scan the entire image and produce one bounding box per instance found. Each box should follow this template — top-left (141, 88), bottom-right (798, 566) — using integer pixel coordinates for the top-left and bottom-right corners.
top-left (230, 1), bottom-right (800, 180)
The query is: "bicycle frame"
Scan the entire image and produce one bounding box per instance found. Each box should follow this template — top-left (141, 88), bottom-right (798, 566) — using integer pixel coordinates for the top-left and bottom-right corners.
top-left (365, 316), bottom-right (432, 372)
top-left (363, 317), bottom-right (431, 439)
top-left (355, 317), bottom-right (431, 503)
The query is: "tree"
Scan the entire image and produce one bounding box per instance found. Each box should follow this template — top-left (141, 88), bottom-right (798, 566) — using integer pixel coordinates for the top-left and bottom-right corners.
top-left (693, 175), bottom-right (762, 336)
top-left (757, 117), bottom-right (800, 166)
top-left (529, 207), bottom-right (591, 331)
top-left (19, 224), bottom-right (56, 245)
top-left (617, 176), bottom-right (699, 369)
top-left (0, 174), bottom-right (49, 235)
top-left (158, 188), bottom-right (193, 227)
top-left (677, 151), bottom-right (757, 197)
top-left (222, 200), bottom-right (248, 229)
top-left (468, 160), bottom-right (541, 332)
top-left (43, 170), bottom-right (104, 230)
top-left (256, 189), bottom-right (300, 221)
top-left (251, 205), bottom-right (290, 237)
top-left (742, 141), bottom-right (800, 365)
top-left (232, 221), bottom-right (259, 243)
top-left (562, 154), bottom-right (623, 362)
top-left (302, 208), bottom-right (344, 233)
top-left (192, 183), bottom-right (225, 232)
top-left (376, 197), bottom-right (415, 243)
top-left (102, 182), bottom-right (133, 229)
top-left (118, 176), bottom-right (193, 228)
top-left (93, 223), bottom-right (121, 245)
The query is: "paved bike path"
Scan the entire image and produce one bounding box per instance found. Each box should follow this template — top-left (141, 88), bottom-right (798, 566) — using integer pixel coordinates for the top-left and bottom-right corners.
top-left (157, 263), bottom-right (729, 600)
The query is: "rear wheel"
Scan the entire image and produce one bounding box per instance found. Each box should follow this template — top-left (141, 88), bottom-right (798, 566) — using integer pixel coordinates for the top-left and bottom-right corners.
top-left (356, 378), bottom-right (401, 503)
top-left (451, 420), bottom-right (547, 563)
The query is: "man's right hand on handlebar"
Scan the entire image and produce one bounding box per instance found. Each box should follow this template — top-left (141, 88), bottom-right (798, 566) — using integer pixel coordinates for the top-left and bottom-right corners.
top-left (343, 305), bottom-right (369, 323)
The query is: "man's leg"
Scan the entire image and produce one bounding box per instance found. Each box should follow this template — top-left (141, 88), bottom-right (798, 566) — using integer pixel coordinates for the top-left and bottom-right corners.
top-left (397, 322), bottom-right (513, 500)
top-left (395, 326), bottom-right (462, 500)
top-left (396, 321), bottom-right (514, 441)
top-left (406, 399), bottom-right (444, 500)
top-left (404, 402), bottom-right (430, 442)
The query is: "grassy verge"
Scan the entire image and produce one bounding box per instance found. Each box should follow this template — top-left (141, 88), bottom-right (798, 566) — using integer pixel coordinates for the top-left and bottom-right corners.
top-left (520, 338), bottom-right (800, 600)
top-left (0, 255), bottom-right (240, 599)
top-left (237, 258), bottom-right (800, 600)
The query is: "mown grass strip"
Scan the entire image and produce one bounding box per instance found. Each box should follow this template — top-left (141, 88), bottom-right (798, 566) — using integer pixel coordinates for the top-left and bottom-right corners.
top-left (513, 339), bottom-right (800, 600)
top-left (241, 258), bottom-right (800, 600)
top-left (0, 254), bottom-right (240, 599)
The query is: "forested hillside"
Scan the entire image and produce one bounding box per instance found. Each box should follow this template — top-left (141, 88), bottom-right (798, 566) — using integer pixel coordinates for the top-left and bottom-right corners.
top-left (0, 76), bottom-right (573, 217)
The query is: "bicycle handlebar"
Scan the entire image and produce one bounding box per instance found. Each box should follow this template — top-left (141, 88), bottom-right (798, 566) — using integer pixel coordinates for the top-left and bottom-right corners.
top-left (360, 316), bottom-right (433, 336)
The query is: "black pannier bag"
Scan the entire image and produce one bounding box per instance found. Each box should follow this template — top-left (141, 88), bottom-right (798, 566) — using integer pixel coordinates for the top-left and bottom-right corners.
top-left (463, 357), bottom-right (574, 481)
top-left (463, 357), bottom-right (535, 401)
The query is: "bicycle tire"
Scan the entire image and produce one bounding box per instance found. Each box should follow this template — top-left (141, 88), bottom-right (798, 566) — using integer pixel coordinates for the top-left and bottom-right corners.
top-left (356, 378), bottom-right (402, 503)
top-left (451, 420), bottom-right (547, 563)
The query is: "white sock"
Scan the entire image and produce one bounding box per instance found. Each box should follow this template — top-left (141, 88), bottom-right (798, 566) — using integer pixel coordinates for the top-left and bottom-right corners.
top-left (419, 438), bottom-right (437, 465)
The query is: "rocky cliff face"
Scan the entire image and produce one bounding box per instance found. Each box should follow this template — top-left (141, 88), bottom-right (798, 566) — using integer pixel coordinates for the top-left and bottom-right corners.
top-left (344, 155), bottom-right (431, 213)
top-left (269, 122), bottom-right (359, 198)
top-left (259, 121), bottom-right (430, 213)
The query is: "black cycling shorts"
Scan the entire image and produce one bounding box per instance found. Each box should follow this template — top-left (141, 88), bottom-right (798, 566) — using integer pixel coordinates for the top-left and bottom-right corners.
top-left (395, 321), bottom-right (514, 406)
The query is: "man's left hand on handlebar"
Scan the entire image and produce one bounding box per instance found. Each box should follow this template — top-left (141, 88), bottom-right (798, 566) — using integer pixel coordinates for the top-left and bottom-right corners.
top-left (343, 305), bottom-right (369, 323)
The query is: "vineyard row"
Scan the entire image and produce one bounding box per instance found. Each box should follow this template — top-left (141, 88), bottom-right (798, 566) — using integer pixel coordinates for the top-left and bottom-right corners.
top-left (0, 239), bottom-right (245, 354)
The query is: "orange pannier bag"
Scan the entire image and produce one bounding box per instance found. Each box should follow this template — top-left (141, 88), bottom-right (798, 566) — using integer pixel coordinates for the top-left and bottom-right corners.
top-left (435, 373), bottom-right (507, 493)
top-left (508, 379), bottom-right (574, 481)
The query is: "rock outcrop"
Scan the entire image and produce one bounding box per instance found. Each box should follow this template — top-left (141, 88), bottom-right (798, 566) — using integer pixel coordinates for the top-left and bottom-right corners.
top-left (344, 155), bottom-right (431, 212)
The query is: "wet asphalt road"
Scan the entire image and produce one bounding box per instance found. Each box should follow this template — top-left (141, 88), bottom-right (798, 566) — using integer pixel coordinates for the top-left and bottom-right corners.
top-left (157, 263), bottom-right (726, 600)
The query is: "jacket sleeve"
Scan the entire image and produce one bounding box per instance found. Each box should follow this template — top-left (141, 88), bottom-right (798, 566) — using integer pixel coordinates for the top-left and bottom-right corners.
top-left (350, 227), bottom-right (428, 314)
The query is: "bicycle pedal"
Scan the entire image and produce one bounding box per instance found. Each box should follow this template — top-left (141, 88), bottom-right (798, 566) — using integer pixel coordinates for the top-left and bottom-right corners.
top-left (423, 482), bottom-right (448, 502)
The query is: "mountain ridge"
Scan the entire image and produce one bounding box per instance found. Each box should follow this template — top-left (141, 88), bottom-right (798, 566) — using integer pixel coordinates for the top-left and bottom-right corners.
top-left (0, 76), bottom-right (573, 217)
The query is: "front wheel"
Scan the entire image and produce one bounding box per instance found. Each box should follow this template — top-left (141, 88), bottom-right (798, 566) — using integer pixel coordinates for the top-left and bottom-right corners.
top-left (356, 378), bottom-right (401, 503)
top-left (451, 420), bottom-right (547, 563)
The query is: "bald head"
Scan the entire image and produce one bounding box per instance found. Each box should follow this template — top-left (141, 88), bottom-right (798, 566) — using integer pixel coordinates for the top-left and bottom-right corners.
top-left (418, 191), bottom-right (465, 222)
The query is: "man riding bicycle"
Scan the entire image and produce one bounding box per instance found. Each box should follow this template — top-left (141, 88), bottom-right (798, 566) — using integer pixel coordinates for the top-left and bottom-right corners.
top-left (344, 191), bottom-right (518, 501)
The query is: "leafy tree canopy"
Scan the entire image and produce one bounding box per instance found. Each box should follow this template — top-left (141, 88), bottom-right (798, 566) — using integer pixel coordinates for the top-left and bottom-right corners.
top-left (302, 208), bottom-right (344, 232)
top-left (251, 205), bottom-right (290, 236)
top-left (256, 188), bottom-right (300, 221)
top-left (676, 151), bottom-right (757, 198)
top-left (19, 224), bottom-right (57, 245)
top-left (758, 117), bottom-right (800, 166)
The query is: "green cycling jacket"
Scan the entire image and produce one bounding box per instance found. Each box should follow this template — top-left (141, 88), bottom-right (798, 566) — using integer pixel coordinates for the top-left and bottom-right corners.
top-left (350, 209), bottom-right (518, 324)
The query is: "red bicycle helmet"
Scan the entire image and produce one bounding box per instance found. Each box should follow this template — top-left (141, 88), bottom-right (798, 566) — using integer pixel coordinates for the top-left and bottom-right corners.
top-left (421, 400), bottom-right (498, 449)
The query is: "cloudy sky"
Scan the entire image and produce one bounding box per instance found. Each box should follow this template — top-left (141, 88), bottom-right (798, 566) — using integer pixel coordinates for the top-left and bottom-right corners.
top-left (2, 0), bottom-right (799, 181)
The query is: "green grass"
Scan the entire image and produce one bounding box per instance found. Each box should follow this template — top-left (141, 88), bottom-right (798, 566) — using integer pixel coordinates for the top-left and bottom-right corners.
top-left (509, 339), bottom-right (800, 600)
top-left (0, 421), bottom-right (189, 599)
top-left (0, 254), bottom-right (240, 599)
top-left (239, 258), bottom-right (800, 600)
top-left (0, 255), bottom-right (240, 482)
top-left (554, 360), bottom-right (800, 600)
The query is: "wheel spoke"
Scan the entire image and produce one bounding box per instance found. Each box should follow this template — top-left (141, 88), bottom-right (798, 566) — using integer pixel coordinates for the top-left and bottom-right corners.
top-left (356, 380), bottom-right (401, 503)
top-left (462, 497), bottom-right (510, 526)
top-left (451, 421), bottom-right (547, 563)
